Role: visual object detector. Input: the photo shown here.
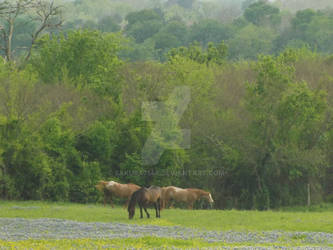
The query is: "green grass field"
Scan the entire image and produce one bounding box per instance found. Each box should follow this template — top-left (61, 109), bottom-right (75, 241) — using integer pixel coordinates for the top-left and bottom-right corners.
top-left (0, 201), bottom-right (332, 248)
top-left (1, 201), bottom-right (332, 232)
top-left (0, 237), bottom-right (331, 249)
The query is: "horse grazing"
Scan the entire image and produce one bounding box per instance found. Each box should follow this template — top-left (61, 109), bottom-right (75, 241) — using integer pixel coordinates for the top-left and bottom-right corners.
top-left (128, 186), bottom-right (161, 219)
top-left (95, 180), bottom-right (141, 208)
top-left (161, 186), bottom-right (214, 209)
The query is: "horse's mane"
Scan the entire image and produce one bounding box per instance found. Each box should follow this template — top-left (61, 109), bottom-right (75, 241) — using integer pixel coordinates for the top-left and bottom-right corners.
top-left (187, 188), bottom-right (209, 195)
top-left (149, 185), bottom-right (161, 190)
top-left (128, 183), bottom-right (141, 188)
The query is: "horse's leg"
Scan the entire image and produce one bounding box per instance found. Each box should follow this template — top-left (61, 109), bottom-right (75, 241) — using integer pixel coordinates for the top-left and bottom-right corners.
top-left (103, 190), bottom-right (108, 207)
top-left (110, 195), bottom-right (114, 208)
top-left (159, 198), bottom-right (164, 210)
top-left (108, 193), bottom-right (114, 208)
top-left (160, 198), bottom-right (164, 210)
top-left (168, 199), bottom-right (173, 209)
top-left (143, 206), bottom-right (150, 218)
top-left (158, 198), bottom-right (161, 217)
top-left (169, 200), bottom-right (174, 209)
top-left (139, 204), bottom-right (143, 219)
top-left (188, 202), bottom-right (193, 209)
top-left (154, 203), bottom-right (158, 218)
top-left (163, 198), bottom-right (169, 209)
top-left (124, 198), bottom-right (130, 209)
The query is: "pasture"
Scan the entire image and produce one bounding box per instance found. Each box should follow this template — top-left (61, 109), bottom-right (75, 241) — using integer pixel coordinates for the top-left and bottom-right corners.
top-left (0, 201), bottom-right (332, 248)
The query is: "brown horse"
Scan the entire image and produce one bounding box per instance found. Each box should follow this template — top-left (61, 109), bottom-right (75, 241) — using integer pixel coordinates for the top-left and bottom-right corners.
top-left (161, 186), bottom-right (214, 209)
top-left (128, 186), bottom-right (161, 219)
top-left (95, 180), bottom-right (141, 208)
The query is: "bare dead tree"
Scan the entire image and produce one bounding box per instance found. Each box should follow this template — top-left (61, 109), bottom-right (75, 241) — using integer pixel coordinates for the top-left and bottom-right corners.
top-left (24, 0), bottom-right (63, 62)
top-left (0, 0), bottom-right (62, 63)
top-left (0, 0), bottom-right (33, 61)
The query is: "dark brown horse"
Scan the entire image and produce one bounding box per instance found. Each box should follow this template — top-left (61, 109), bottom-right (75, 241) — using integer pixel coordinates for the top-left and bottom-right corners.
top-left (161, 186), bottom-right (214, 209)
top-left (128, 186), bottom-right (162, 219)
top-left (95, 180), bottom-right (141, 208)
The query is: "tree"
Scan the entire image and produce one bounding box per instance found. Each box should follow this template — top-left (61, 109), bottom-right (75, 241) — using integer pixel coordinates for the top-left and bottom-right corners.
top-left (31, 30), bottom-right (125, 99)
top-left (242, 0), bottom-right (258, 10)
top-left (244, 0), bottom-right (281, 28)
top-left (154, 33), bottom-right (180, 53)
top-left (98, 15), bottom-right (121, 33)
top-left (244, 52), bottom-right (327, 208)
top-left (126, 20), bottom-right (163, 43)
top-left (0, 0), bottom-right (62, 63)
top-left (228, 24), bottom-right (275, 60)
top-left (275, 9), bottom-right (333, 54)
top-left (305, 12), bottom-right (333, 53)
top-left (188, 19), bottom-right (232, 46)
top-left (166, 0), bottom-right (195, 9)
top-left (168, 42), bottom-right (228, 65)
top-left (125, 9), bottom-right (165, 43)
top-left (158, 21), bottom-right (188, 45)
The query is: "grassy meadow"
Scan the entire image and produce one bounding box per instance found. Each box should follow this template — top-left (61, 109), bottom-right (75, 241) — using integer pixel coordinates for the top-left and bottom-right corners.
top-left (0, 237), bottom-right (330, 249)
top-left (0, 201), bottom-right (332, 232)
top-left (0, 201), bottom-right (332, 248)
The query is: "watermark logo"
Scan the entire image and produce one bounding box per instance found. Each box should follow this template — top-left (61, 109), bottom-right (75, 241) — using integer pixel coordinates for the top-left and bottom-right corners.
top-left (141, 86), bottom-right (191, 165)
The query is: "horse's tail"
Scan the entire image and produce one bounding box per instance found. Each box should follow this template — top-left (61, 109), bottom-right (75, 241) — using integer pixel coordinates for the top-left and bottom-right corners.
top-left (128, 189), bottom-right (141, 215)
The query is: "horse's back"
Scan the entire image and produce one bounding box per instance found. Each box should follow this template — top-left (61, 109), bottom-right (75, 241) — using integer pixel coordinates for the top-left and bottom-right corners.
top-left (134, 187), bottom-right (148, 195)
top-left (162, 186), bottom-right (186, 201)
top-left (128, 183), bottom-right (141, 189)
top-left (186, 188), bottom-right (208, 196)
top-left (106, 181), bottom-right (141, 197)
top-left (148, 186), bottom-right (162, 201)
top-left (148, 185), bottom-right (161, 191)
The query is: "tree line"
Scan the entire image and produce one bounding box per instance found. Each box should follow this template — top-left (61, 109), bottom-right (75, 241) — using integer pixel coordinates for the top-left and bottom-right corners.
top-left (2, 0), bottom-right (333, 63)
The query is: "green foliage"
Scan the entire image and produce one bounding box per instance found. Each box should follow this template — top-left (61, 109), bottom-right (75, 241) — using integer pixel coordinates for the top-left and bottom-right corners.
top-left (228, 24), bottom-right (276, 60)
top-left (168, 42), bottom-right (227, 65)
top-left (0, 61), bottom-right (109, 202)
top-left (168, 0), bottom-right (195, 9)
top-left (276, 9), bottom-right (333, 53)
top-left (152, 21), bottom-right (188, 60)
top-left (154, 33), bottom-right (181, 56)
top-left (0, 7), bottom-right (332, 211)
top-left (126, 9), bottom-right (164, 30)
top-left (244, 1), bottom-right (281, 27)
top-left (125, 9), bottom-right (164, 43)
top-left (3, 0), bottom-right (333, 62)
top-left (188, 19), bottom-right (232, 46)
top-left (98, 16), bottom-right (121, 33)
top-left (76, 121), bottom-right (116, 164)
top-left (127, 20), bottom-right (164, 44)
top-left (243, 52), bottom-right (328, 209)
top-left (31, 30), bottom-right (125, 98)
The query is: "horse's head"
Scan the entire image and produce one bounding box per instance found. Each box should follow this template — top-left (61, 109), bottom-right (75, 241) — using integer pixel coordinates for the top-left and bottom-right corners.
top-left (208, 193), bottom-right (214, 203)
top-left (204, 192), bottom-right (214, 207)
top-left (95, 181), bottom-right (107, 192)
top-left (128, 206), bottom-right (135, 219)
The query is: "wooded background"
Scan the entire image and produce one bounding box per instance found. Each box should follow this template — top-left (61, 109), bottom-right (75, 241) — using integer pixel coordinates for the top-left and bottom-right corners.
top-left (0, 0), bottom-right (332, 209)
